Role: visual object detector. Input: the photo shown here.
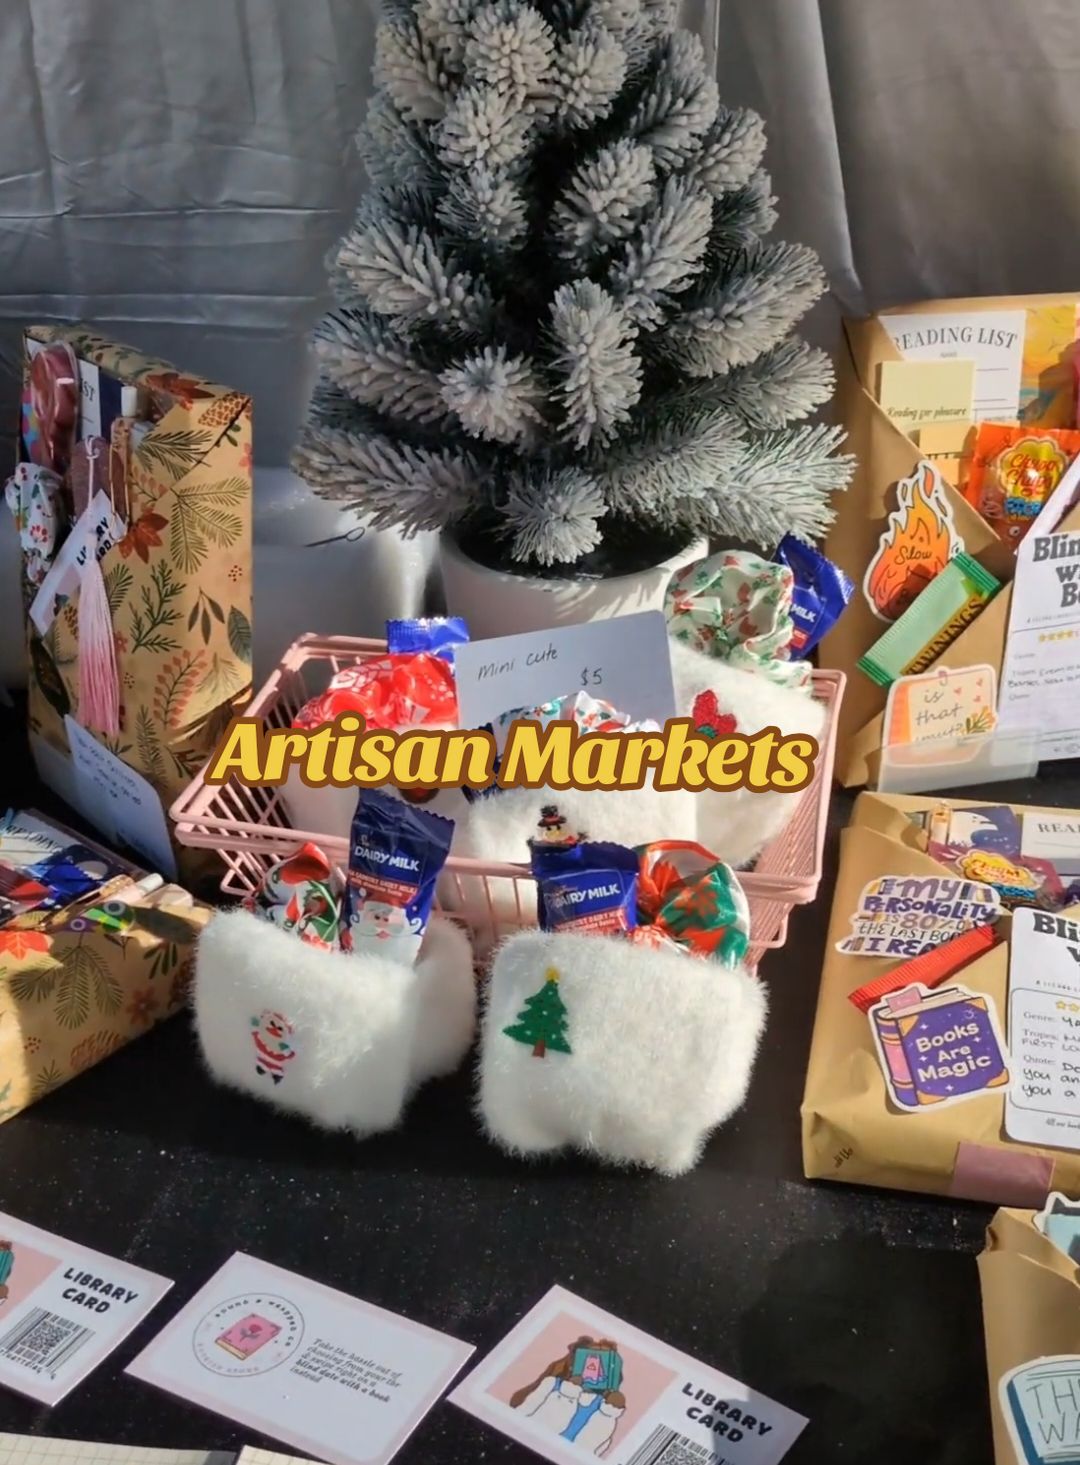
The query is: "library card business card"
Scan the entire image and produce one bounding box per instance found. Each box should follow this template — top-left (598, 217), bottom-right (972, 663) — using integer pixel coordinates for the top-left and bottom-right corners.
top-left (126, 1253), bottom-right (474, 1465)
top-left (0, 1210), bottom-right (172, 1405)
top-left (450, 1286), bottom-right (806, 1465)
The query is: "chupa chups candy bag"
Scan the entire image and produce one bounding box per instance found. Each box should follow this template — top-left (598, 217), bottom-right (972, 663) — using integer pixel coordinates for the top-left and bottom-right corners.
top-left (963, 423), bottom-right (1080, 547)
top-left (773, 534), bottom-right (855, 658)
top-left (636, 841), bottom-right (751, 967)
top-left (949, 848), bottom-right (1064, 912)
top-left (385, 616), bottom-right (469, 664)
top-left (245, 841), bottom-right (343, 951)
top-left (341, 789), bottom-right (454, 964)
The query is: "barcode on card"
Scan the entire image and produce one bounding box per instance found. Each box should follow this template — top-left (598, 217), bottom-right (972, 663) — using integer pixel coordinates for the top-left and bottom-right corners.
top-left (0, 1306), bottom-right (94, 1379)
top-left (626, 1425), bottom-right (726, 1465)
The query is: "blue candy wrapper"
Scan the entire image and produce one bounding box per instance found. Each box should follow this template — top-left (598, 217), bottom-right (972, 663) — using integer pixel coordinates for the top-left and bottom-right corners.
top-left (774, 534), bottom-right (853, 659)
top-left (541, 867), bottom-right (639, 936)
top-left (531, 840), bottom-right (640, 935)
top-left (341, 789), bottom-right (455, 965)
top-left (386, 616), bottom-right (470, 664)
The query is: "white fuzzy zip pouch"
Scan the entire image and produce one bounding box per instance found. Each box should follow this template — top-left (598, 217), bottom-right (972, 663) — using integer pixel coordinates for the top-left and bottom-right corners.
top-left (478, 930), bottom-right (767, 1176)
top-left (194, 909), bottom-right (476, 1138)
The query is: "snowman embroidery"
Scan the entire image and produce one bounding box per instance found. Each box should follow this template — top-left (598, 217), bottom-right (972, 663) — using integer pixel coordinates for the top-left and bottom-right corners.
top-left (250, 1011), bottom-right (296, 1084)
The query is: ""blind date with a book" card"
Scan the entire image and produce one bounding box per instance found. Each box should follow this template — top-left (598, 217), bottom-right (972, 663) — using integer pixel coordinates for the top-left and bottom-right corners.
top-left (1006, 908), bottom-right (1080, 1151)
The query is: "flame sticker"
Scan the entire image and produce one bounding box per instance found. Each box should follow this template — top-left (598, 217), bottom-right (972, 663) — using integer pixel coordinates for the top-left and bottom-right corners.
top-left (864, 461), bottom-right (963, 622)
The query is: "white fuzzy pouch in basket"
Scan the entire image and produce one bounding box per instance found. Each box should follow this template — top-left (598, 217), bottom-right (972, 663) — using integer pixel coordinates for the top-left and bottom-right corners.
top-left (194, 910), bottom-right (476, 1137)
top-left (669, 639), bottom-right (826, 869)
top-left (478, 930), bottom-right (767, 1176)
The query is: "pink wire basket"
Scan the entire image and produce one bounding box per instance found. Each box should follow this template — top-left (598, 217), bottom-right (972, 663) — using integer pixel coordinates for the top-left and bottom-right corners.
top-left (170, 634), bottom-right (845, 969)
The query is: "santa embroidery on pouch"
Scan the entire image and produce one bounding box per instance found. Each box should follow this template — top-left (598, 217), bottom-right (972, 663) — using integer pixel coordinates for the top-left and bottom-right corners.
top-left (250, 1010), bottom-right (296, 1085)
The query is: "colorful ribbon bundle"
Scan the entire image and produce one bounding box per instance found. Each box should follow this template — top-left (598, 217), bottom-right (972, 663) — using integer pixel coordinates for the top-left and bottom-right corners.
top-left (665, 550), bottom-right (812, 689)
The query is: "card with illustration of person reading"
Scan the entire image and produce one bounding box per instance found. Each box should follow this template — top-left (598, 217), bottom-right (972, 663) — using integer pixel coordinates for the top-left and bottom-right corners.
top-left (450, 1286), bottom-right (806, 1465)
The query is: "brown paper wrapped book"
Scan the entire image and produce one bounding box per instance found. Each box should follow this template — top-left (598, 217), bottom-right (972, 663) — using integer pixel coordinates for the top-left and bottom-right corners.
top-left (980, 1208), bottom-right (1080, 1465)
top-left (802, 790), bottom-right (1080, 1207)
top-left (820, 293), bottom-right (1080, 787)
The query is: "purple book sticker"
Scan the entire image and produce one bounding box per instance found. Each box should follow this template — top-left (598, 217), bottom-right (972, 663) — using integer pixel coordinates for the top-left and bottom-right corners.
top-left (869, 982), bottom-right (1010, 1112)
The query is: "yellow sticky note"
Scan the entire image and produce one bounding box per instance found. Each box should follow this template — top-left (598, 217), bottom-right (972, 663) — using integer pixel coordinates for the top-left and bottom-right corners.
top-left (878, 358), bottom-right (977, 433)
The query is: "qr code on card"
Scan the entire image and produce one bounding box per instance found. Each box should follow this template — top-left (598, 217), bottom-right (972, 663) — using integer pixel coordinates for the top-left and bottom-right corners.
top-left (0, 1306), bottom-right (94, 1379)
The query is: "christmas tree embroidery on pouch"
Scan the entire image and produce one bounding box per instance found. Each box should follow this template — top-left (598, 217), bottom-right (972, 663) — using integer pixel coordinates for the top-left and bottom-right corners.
top-left (504, 968), bottom-right (572, 1059)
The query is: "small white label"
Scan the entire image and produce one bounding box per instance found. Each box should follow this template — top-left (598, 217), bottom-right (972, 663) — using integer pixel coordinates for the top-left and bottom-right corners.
top-left (454, 612), bottom-right (676, 731)
top-left (64, 716), bottom-right (177, 879)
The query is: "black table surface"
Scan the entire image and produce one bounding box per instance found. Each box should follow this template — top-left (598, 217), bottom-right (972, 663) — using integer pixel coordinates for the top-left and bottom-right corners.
top-left (3, 706), bottom-right (1078, 1465)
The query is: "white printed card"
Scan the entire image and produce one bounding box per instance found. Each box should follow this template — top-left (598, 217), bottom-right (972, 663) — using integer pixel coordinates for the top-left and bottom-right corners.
top-left (453, 612), bottom-right (677, 731)
top-left (450, 1286), bottom-right (807, 1465)
top-left (126, 1253), bottom-right (474, 1465)
top-left (1005, 908), bottom-right (1080, 1151)
top-left (0, 1211), bottom-right (172, 1405)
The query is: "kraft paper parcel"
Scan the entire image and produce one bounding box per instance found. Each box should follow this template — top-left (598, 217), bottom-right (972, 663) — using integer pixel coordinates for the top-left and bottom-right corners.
top-left (978, 1208), bottom-right (1080, 1465)
top-left (820, 293), bottom-right (1080, 788)
top-left (801, 790), bottom-right (1080, 1206)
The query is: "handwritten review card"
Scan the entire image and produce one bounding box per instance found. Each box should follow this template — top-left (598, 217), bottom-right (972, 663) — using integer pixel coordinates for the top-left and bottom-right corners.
top-left (453, 611), bottom-right (677, 732)
top-left (0, 1211), bottom-right (172, 1406)
top-left (126, 1253), bottom-right (474, 1465)
top-left (1005, 908), bottom-right (1080, 1151)
top-left (450, 1285), bottom-right (806, 1465)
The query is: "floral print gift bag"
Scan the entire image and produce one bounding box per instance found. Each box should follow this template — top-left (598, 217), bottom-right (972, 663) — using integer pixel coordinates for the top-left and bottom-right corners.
top-left (20, 327), bottom-right (253, 882)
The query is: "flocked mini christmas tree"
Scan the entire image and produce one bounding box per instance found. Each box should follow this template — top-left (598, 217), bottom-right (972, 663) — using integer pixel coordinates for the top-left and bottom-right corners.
top-left (293, 0), bottom-right (854, 573)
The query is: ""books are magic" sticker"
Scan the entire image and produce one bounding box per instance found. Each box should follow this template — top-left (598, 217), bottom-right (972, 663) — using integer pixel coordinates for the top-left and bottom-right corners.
top-left (868, 982), bottom-right (1009, 1113)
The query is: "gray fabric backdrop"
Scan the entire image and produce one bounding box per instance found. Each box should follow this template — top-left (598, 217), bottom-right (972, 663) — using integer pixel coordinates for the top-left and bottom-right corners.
top-left (3, 0), bottom-right (1079, 681)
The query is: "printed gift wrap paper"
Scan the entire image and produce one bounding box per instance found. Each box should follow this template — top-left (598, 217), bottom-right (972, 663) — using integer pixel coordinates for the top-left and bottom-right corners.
top-left (979, 1209), bottom-right (1080, 1465)
top-left (0, 885), bottom-right (210, 1122)
top-left (20, 328), bottom-right (253, 880)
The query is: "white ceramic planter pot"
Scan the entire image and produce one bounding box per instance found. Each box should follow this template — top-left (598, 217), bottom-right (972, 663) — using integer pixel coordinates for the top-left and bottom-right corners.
top-left (439, 533), bottom-right (708, 638)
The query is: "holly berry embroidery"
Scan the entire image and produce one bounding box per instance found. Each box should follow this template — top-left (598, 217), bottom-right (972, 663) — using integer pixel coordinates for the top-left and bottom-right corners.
top-left (692, 690), bottom-right (737, 739)
top-left (503, 967), bottom-right (572, 1059)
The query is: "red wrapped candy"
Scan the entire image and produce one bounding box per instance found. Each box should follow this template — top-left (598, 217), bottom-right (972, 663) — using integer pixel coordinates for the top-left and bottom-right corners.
top-left (294, 653), bottom-right (458, 731)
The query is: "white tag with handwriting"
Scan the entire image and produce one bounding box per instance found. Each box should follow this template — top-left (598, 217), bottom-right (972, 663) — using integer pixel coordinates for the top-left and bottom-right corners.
top-left (454, 612), bottom-right (676, 730)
